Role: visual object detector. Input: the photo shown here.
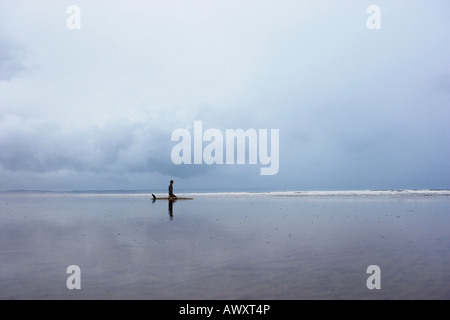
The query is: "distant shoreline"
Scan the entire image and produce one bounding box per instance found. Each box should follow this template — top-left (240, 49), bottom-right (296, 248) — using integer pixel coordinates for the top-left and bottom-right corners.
top-left (1, 189), bottom-right (449, 197)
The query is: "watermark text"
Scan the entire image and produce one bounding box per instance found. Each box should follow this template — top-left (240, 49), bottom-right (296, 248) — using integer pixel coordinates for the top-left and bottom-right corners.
top-left (171, 121), bottom-right (279, 175)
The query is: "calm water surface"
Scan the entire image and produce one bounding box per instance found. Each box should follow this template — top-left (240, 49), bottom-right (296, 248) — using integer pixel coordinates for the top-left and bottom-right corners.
top-left (0, 193), bottom-right (449, 299)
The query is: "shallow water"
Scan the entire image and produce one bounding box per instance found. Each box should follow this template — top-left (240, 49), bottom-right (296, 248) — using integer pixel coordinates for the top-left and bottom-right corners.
top-left (0, 193), bottom-right (449, 299)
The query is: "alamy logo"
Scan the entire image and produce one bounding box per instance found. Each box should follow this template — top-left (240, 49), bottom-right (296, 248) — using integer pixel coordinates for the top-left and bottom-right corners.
top-left (66, 5), bottom-right (81, 30)
top-left (171, 121), bottom-right (279, 175)
top-left (66, 265), bottom-right (81, 290)
top-left (366, 5), bottom-right (381, 30)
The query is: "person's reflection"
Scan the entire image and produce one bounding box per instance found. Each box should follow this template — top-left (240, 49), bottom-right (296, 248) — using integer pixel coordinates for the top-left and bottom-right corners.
top-left (152, 198), bottom-right (176, 220)
top-left (168, 199), bottom-right (176, 220)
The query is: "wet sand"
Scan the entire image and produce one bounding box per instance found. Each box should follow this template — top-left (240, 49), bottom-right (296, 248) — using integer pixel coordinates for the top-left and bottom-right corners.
top-left (0, 192), bottom-right (449, 299)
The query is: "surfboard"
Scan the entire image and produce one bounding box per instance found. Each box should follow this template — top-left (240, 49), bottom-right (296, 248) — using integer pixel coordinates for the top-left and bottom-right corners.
top-left (151, 194), bottom-right (193, 200)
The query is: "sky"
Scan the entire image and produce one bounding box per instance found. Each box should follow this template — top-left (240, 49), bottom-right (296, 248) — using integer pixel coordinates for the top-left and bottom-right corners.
top-left (0, 0), bottom-right (449, 192)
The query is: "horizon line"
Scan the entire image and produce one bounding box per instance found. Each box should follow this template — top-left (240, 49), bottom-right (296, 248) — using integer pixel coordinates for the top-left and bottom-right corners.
top-left (1, 188), bottom-right (449, 194)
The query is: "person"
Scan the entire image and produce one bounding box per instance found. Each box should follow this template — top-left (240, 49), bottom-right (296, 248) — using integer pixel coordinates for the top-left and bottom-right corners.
top-left (168, 180), bottom-right (177, 198)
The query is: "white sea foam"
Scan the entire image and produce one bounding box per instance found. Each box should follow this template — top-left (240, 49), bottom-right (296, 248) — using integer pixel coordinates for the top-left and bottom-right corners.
top-left (2, 189), bottom-right (449, 198)
top-left (185, 189), bottom-right (450, 198)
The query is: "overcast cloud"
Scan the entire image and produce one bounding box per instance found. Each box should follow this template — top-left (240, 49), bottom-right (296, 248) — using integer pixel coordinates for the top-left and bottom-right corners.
top-left (0, 0), bottom-right (449, 191)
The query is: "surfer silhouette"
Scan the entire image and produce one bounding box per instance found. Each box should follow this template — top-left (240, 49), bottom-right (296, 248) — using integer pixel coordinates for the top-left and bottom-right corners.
top-left (169, 180), bottom-right (177, 198)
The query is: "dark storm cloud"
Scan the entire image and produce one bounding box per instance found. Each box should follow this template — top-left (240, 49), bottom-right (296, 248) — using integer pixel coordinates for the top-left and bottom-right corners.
top-left (0, 115), bottom-right (203, 178)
